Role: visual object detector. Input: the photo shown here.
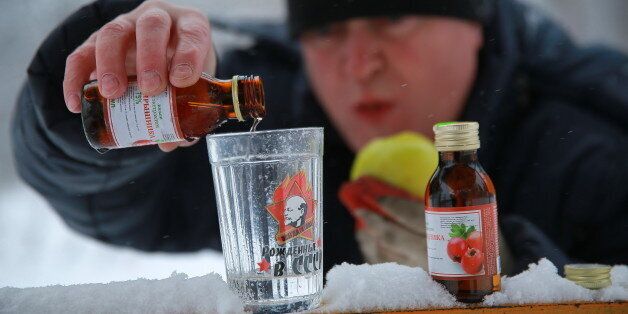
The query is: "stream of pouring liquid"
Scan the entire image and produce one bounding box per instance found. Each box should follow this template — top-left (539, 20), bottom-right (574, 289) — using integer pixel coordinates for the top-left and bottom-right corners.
top-left (250, 117), bottom-right (262, 132)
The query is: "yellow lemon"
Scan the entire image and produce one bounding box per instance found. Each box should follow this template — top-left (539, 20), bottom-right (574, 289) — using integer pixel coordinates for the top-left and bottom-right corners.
top-left (350, 132), bottom-right (438, 199)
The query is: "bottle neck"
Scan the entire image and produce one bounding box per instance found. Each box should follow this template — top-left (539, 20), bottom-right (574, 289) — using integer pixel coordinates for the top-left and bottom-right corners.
top-left (438, 149), bottom-right (479, 166)
top-left (232, 75), bottom-right (266, 121)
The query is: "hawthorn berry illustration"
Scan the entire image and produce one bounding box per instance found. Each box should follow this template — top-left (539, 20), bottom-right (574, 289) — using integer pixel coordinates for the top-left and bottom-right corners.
top-left (466, 230), bottom-right (483, 251)
top-left (446, 223), bottom-right (481, 264)
top-left (461, 247), bottom-right (484, 274)
top-left (447, 237), bottom-right (467, 262)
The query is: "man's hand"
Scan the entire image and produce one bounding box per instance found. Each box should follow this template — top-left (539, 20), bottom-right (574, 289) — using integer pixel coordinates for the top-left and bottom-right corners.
top-left (339, 176), bottom-right (429, 269)
top-left (63, 0), bottom-right (216, 152)
top-left (340, 176), bottom-right (514, 273)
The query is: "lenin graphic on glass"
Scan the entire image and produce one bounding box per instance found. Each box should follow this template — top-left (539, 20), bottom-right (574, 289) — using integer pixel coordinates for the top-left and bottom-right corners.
top-left (266, 170), bottom-right (317, 244)
top-left (284, 195), bottom-right (307, 228)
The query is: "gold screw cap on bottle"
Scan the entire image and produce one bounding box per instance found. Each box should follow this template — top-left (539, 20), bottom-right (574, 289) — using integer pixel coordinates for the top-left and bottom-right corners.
top-left (564, 264), bottom-right (612, 290)
top-left (433, 122), bottom-right (480, 152)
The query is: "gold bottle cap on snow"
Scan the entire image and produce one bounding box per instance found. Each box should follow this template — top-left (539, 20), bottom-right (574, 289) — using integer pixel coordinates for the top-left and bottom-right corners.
top-left (566, 273), bottom-right (611, 281)
top-left (564, 264), bottom-right (612, 276)
top-left (433, 122), bottom-right (480, 152)
top-left (569, 278), bottom-right (612, 290)
top-left (564, 264), bottom-right (612, 290)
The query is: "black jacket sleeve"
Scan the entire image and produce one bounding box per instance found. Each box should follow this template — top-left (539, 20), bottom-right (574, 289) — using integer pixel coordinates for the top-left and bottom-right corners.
top-left (498, 99), bottom-right (628, 268)
top-left (464, 0), bottom-right (628, 273)
top-left (11, 0), bottom-right (222, 252)
top-left (495, 1), bottom-right (628, 269)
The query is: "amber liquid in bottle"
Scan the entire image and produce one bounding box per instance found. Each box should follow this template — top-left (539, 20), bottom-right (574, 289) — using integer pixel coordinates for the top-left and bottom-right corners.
top-left (81, 74), bottom-right (265, 151)
top-left (425, 149), bottom-right (501, 302)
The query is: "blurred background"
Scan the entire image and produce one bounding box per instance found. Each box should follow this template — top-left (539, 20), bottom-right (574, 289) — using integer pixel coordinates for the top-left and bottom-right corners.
top-left (0, 0), bottom-right (626, 288)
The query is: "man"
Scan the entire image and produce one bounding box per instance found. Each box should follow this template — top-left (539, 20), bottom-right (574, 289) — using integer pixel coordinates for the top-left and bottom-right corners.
top-left (11, 0), bottom-right (628, 274)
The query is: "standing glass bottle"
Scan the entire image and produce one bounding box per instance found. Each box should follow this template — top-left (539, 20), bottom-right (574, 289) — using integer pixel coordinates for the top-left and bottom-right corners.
top-left (81, 74), bottom-right (265, 152)
top-left (424, 122), bottom-right (501, 302)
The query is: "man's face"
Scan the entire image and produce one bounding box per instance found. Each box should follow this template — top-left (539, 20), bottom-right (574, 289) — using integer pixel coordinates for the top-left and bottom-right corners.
top-left (300, 16), bottom-right (483, 151)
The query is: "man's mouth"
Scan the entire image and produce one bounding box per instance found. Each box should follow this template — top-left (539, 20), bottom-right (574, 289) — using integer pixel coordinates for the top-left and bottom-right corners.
top-left (354, 100), bottom-right (394, 122)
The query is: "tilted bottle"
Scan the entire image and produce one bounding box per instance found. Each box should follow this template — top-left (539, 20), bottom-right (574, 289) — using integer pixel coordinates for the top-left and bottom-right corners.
top-left (424, 122), bottom-right (501, 302)
top-left (81, 73), bottom-right (265, 151)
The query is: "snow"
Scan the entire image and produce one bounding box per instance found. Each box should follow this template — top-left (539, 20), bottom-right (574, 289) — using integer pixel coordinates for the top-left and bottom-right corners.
top-left (317, 263), bottom-right (460, 313)
top-left (0, 186), bottom-right (226, 289)
top-left (596, 265), bottom-right (628, 302)
top-left (0, 272), bottom-right (244, 314)
top-left (483, 258), bottom-right (593, 306)
top-left (1, 259), bottom-right (626, 313)
top-left (484, 258), bottom-right (628, 306)
top-left (318, 259), bottom-right (627, 313)
top-left (610, 265), bottom-right (628, 286)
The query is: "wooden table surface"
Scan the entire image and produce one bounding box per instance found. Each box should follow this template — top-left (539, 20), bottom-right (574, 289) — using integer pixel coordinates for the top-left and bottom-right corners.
top-left (382, 301), bottom-right (627, 313)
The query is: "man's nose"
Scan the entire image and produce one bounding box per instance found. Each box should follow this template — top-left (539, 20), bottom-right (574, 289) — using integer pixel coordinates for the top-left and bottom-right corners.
top-left (342, 22), bottom-right (385, 82)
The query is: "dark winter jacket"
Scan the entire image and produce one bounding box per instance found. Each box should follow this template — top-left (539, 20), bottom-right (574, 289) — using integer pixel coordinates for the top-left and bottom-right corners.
top-left (11, 0), bottom-right (628, 274)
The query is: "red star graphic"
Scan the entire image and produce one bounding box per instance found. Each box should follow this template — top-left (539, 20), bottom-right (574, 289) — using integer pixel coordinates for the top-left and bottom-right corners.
top-left (266, 171), bottom-right (317, 244)
top-left (257, 258), bottom-right (271, 272)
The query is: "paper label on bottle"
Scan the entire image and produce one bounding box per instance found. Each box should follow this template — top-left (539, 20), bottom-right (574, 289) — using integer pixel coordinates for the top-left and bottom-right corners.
top-left (425, 203), bottom-right (500, 278)
top-left (105, 82), bottom-right (184, 147)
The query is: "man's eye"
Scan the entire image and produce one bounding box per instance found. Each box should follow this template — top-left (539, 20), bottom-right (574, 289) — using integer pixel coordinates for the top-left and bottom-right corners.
top-left (313, 25), bottom-right (333, 37)
top-left (386, 15), bottom-right (404, 24)
top-left (301, 23), bottom-right (345, 47)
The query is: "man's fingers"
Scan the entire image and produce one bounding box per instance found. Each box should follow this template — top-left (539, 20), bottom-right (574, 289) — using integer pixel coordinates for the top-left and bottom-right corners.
top-left (158, 142), bottom-right (179, 152)
top-left (169, 11), bottom-right (212, 87)
top-left (96, 17), bottom-right (134, 99)
top-left (63, 1), bottom-right (214, 114)
top-left (158, 138), bottom-right (199, 152)
top-left (178, 138), bottom-right (200, 147)
top-left (63, 35), bottom-right (97, 113)
top-left (135, 8), bottom-right (172, 95)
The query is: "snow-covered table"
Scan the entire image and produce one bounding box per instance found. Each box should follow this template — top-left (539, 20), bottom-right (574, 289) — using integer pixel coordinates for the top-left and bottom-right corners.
top-left (1, 259), bottom-right (626, 313)
top-left (318, 259), bottom-right (627, 313)
top-left (385, 302), bottom-right (627, 313)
